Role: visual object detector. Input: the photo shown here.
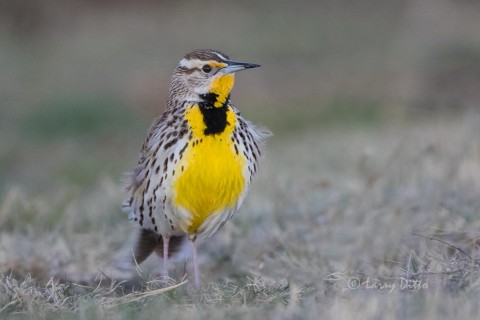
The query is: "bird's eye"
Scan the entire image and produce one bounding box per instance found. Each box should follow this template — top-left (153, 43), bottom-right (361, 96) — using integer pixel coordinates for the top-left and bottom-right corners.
top-left (202, 65), bottom-right (212, 73)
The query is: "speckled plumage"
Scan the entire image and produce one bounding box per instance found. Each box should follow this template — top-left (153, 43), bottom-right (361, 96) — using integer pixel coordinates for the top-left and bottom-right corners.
top-left (122, 49), bottom-right (271, 286)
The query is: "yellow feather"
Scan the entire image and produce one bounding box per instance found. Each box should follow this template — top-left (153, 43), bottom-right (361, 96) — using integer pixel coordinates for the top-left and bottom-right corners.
top-left (173, 104), bottom-right (245, 233)
top-left (210, 74), bottom-right (235, 108)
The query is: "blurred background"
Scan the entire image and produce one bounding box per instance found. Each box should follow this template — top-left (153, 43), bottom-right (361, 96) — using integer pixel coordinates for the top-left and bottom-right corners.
top-left (2, 0), bottom-right (480, 313)
top-left (1, 0), bottom-right (480, 193)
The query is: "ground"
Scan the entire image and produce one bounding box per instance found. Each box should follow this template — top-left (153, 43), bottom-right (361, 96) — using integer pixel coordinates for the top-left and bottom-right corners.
top-left (1, 114), bottom-right (480, 319)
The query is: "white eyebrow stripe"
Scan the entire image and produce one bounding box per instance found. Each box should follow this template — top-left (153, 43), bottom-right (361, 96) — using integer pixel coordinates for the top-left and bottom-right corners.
top-left (179, 58), bottom-right (191, 68)
top-left (213, 52), bottom-right (228, 62)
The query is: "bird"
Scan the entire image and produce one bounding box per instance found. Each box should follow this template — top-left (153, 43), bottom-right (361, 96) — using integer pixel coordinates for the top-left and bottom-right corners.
top-left (122, 49), bottom-right (271, 287)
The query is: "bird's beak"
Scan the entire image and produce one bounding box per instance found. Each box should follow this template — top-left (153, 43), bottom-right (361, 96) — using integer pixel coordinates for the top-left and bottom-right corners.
top-left (221, 60), bottom-right (260, 74)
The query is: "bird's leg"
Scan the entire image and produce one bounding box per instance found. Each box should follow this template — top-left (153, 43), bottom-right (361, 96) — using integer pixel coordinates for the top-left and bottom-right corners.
top-left (162, 235), bottom-right (170, 278)
top-left (189, 235), bottom-right (200, 287)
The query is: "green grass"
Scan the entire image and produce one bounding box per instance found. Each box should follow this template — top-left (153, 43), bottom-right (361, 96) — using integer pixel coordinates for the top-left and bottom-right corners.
top-left (255, 98), bottom-right (384, 132)
top-left (23, 95), bottom-right (137, 139)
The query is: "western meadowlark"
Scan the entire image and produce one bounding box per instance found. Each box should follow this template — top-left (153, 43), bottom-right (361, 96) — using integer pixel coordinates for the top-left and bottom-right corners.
top-left (122, 49), bottom-right (271, 286)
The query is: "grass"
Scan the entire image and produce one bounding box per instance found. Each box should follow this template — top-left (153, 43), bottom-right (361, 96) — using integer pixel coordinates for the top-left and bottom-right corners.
top-left (2, 1), bottom-right (480, 318)
top-left (2, 114), bottom-right (480, 319)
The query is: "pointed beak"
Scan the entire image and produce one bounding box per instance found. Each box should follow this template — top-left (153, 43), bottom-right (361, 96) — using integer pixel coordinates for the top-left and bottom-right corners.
top-left (221, 60), bottom-right (260, 74)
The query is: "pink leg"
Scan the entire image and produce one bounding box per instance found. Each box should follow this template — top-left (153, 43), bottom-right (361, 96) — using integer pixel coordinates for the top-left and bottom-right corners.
top-left (189, 236), bottom-right (200, 287)
top-left (163, 235), bottom-right (170, 277)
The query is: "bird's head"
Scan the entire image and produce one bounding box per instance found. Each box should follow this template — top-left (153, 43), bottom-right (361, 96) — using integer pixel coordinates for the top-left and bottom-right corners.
top-left (172, 49), bottom-right (260, 108)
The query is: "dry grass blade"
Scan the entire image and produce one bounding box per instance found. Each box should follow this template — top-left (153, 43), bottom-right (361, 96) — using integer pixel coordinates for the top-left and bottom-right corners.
top-left (412, 232), bottom-right (473, 261)
top-left (102, 280), bottom-right (188, 308)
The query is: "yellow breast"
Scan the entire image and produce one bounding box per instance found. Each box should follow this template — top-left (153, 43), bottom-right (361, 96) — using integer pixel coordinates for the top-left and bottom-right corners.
top-left (173, 104), bottom-right (246, 234)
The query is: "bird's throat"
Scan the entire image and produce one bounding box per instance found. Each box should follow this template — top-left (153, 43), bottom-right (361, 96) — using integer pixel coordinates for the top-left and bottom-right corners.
top-left (208, 74), bottom-right (234, 108)
top-left (199, 101), bottom-right (229, 135)
top-left (193, 74), bottom-right (235, 135)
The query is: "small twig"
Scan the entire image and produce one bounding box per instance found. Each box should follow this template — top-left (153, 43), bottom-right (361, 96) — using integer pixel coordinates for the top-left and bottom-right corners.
top-left (97, 268), bottom-right (113, 282)
top-left (410, 270), bottom-right (464, 276)
top-left (412, 232), bottom-right (472, 260)
top-left (105, 280), bottom-right (187, 307)
top-left (131, 249), bottom-right (145, 279)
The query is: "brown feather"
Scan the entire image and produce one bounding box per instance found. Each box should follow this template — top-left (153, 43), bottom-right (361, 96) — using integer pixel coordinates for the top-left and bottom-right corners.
top-left (184, 49), bottom-right (229, 62)
top-left (133, 229), bottom-right (158, 264)
top-left (154, 235), bottom-right (186, 258)
top-left (133, 229), bottom-right (186, 264)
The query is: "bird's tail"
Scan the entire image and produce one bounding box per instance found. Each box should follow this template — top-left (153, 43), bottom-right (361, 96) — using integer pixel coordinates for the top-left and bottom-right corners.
top-left (133, 229), bottom-right (186, 265)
